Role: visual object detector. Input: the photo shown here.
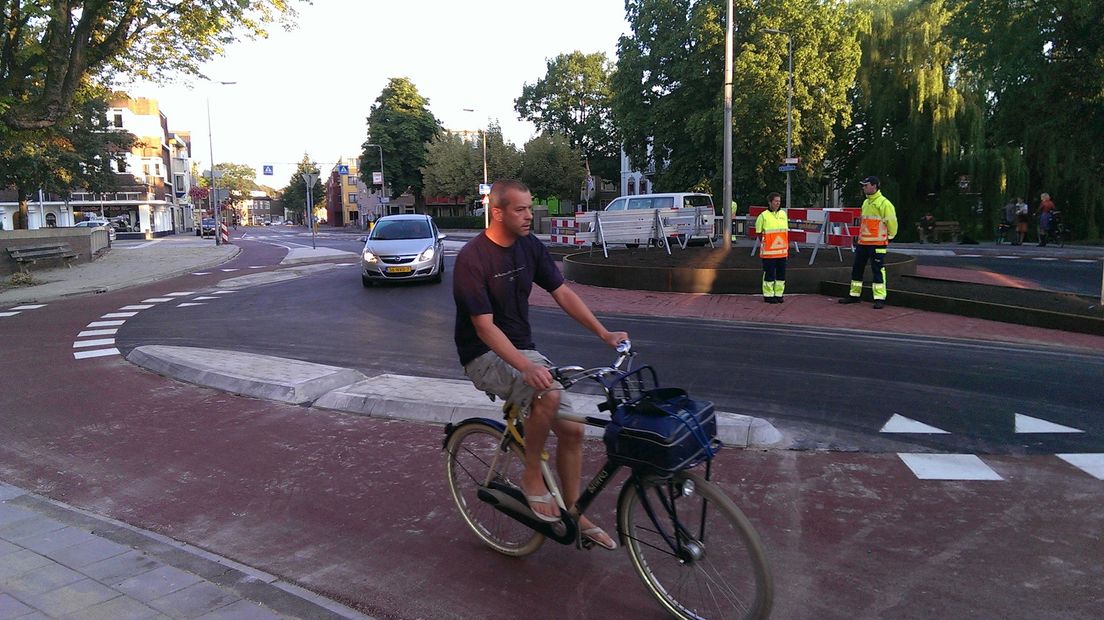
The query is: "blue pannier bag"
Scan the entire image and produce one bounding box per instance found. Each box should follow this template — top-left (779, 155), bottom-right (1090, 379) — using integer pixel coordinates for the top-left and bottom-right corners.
top-left (601, 367), bottom-right (720, 474)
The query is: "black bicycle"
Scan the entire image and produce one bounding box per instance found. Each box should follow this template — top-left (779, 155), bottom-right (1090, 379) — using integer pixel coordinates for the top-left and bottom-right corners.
top-left (443, 342), bottom-right (773, 619)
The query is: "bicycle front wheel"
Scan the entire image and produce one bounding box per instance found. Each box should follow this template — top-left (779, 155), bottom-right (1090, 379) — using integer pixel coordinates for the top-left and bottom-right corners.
top-left (618, 470), bottom-right (773, 620)
top-left (444, 421), bottom-right (544, 557)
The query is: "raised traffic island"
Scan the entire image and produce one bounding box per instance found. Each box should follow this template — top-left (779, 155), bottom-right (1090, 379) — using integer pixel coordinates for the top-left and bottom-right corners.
top-left (561, 245), bottom-right (916, 294)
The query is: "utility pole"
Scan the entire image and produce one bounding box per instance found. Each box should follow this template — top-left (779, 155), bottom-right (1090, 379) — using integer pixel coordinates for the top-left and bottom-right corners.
top-left (304, 172), bottom-right (318, 249)
top-left (722, 1), bottom-right (734, 249)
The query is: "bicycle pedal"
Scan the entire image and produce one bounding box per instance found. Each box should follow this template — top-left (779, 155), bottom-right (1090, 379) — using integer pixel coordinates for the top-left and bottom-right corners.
top-left (580, 537), bottom-right (595, 550)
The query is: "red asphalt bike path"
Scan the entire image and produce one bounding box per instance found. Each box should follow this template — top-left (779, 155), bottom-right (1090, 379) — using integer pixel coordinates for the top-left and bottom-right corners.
top-left (1, 238), bottom-right (1101, 618)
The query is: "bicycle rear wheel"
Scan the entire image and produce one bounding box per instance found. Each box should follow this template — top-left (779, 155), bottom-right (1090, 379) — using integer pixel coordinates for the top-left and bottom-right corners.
top-left (444, 421), bottom-right (544, 556)
top-left (618, 470), bottom-right (772, 620)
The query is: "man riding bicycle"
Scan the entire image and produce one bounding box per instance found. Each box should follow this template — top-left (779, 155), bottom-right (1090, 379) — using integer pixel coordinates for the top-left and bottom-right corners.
top-left (453, 179), bottom-right (627, 551)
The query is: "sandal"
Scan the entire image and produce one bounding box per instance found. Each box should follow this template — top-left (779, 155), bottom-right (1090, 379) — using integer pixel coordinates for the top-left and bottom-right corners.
top-left (581, 526), bottom-right (617, 551)
top-left (524, 492), bottom-right (562, 523)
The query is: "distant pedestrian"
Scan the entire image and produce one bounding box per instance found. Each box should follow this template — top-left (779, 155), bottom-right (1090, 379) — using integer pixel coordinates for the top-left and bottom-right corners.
top-left (918, 213), bottom-right (936, 243)
top-left (755, 192), bottom-right (787, 303)
top-left (840, 176), bottom-right (898, 309)
top-left (1014, 198), bottom-right (1029, 245)
top-left (999, 200), bottom-right (1016, 244)
top-left (1037, 193), bottom-right (1056, 246)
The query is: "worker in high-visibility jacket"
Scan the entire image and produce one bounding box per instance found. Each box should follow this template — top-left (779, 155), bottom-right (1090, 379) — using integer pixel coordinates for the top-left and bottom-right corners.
top-left (840, 175), bottom-right (898, 309)
top-left (755, 192), bottom-right (788, 303)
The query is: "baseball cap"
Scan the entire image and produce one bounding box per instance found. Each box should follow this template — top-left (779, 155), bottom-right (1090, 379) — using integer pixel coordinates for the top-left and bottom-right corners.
top-left (860, 175), bottom-right (880, 186)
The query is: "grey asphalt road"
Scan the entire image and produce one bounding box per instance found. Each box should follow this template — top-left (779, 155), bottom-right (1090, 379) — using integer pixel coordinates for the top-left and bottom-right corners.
top-left (917, 253), bottom-right (1100, 296)
top-left (113, 252), bottom-right (1104, 456)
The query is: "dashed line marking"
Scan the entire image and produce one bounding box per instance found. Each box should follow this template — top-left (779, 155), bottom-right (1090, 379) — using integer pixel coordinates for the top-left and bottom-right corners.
top-left (177, 302), bottom-right (205, 307)
top-left (165, 292), bottom-right (195, 296)
top-left (101, 312), bottom-right (138, 318)
top-left (897, 453), bottom-right (1004, 481)
top-left (11, 304), bottom-right (46, 310)
top-left (1071, 259), bottom-right (1097, 263)
top-left (0, 311), bottom-right (19, 317)
top-left (1031, 257), bottom-right (1059, 261)
top-left (192, 272), bottom-right (211, 276)
top-left (193, 296), bottom-right (219, 300)
top-left (219, 268), bottom-right (239, 272)
top-left (995, 255), bottom-right (1019, 259)
top-left (119, 304), bottom-right (154, 310)
top-left (141, 297), bottom-right (173, 303)
top-left (77, 329), bottom-right (118, 337)
top-left (248, 265), bottom-right (266, 269)
top-left (1056, 454), bottom-right (1104, 480)
top-left (87, 320), bottom-right (125, 327)
top-left (210, 290), bottom-right (236, 295)
top-left (1014, 413), bottom-right (1084, 434)
top-left (73, 348), bottom-right (120, 360)
top-left (73, 338), bottom-right (116, 349)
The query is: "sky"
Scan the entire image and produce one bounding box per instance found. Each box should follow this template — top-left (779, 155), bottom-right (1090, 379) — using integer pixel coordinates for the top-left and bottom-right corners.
top-left (138, 1), bottom-right (631, 189)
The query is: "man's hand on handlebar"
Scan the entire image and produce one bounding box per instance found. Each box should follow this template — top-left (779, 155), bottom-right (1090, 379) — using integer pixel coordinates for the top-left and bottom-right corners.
top-left (522, 362), bottom-right (554, 391)
top-left (602, 330), bottom-right (629, 348)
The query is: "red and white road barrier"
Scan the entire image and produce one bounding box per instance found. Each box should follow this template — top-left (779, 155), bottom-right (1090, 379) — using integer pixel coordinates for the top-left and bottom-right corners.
top-left (219, 223), bottom-right (230, 243)
top-left (549, 217), bottom-right (589, 246)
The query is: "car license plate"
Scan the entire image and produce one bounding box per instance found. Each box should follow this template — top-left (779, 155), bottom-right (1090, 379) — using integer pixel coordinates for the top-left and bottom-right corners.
top-left (387, 266), bottom-right (413, 274)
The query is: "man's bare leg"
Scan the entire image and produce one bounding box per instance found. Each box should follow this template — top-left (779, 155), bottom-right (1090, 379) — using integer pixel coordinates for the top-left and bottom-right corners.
top-left (521, 391), bottom-right (560, 519)
top-left (553, 418), bottom-right (615, 548)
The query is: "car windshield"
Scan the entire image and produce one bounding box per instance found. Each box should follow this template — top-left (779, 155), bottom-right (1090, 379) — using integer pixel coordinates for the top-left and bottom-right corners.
top-left (371, 219), bottom-right (431, 240)
top-left (202, 219), bottom-right (215, 225)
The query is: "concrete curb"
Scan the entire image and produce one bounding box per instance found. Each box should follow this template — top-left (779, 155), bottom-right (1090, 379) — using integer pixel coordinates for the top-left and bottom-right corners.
top-left (127, 347), bottom-right (783, 449)
top-left (127, 346), bottom-right (367, 405)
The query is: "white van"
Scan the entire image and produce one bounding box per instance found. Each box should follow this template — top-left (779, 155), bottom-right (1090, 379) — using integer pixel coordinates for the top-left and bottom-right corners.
top-left (603, 192), bottom-right (715, 244)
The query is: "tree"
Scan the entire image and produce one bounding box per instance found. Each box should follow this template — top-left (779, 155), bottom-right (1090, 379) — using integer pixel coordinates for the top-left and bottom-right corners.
top-left (519, 133), bottom-right (585, 201)
top-left (515, 51), bottom-right (620, 179)
top-left (0, 1), bottom-right (300, 132)
top-left (279, 154), bottom-right (322, 220)
top-left (421, 132), bottom-right (480, 199)
top-left (0, 86), bottom-right (133, 228)
top-left (360, 77), bottom-right (440, 200)
top-left (612, 0), bottom-right (860, 207)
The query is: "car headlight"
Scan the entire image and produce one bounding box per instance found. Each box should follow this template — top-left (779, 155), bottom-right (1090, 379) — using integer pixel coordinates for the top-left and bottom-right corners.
top-left (362, 250), bottom-right (378, 263)
top-left (418, 246), bottom-right (435, 261)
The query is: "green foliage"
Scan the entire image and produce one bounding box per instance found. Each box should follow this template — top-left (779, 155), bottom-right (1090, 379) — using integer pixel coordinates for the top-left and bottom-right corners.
top-left (519, 133), bottom-right (586, 201)
top-left (1, 1), bottom-right (301, 132)
top-left (612, 0), bottom-right (860, 207)
top-left (433, 216), bottom-right (484, 230)
top-left (361, 77), bottom-right (441, 199)
top-left (279, 154), bottom-right (323, 215)
top-left (515, 51), bottom-right (620, 178)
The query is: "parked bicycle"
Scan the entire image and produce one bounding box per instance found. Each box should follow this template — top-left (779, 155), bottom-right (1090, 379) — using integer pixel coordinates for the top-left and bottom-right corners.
top-left (443, 341), bottom-right (773, 619)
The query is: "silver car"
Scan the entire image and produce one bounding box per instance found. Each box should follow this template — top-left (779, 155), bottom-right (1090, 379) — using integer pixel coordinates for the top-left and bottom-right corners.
top-left (361, 214), bottom-right (446, 286)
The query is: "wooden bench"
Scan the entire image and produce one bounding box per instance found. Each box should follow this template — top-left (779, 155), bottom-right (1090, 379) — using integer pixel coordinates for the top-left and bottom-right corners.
top-left (7, 243), bottom-right (79, 272)
top-left (916, 220), bottom-right (960, 243)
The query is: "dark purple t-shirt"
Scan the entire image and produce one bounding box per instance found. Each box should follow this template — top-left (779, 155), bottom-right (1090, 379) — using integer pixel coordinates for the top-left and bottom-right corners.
top-left (453, 232), bottom-right (564, 366)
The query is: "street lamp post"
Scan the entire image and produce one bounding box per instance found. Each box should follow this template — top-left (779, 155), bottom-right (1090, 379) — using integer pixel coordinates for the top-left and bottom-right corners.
top-left (205, 81), bottom-right (236, 245)
top-left (762, 29), bottom-right (794, 211)
top-left (365, 143), bottom-right (385, 218)
top-left (462, 109), bottom-right (489, 228)
top-left (303, 172), bottom-right (318, 249)
top-left (722, 1), bottom-right (734, 249)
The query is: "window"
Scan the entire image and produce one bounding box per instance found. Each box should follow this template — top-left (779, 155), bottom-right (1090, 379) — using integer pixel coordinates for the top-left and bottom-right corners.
top-left (113, 113), bottom-right (123, 128)
top-left (605, 198), bottom-right (627, 211)
top-left (116, 157), bottom-right (127, 173)
top-left (627, 198), bottom-right (652, 210)
top-left (627, 178), bottom-right (636, 195)
top-left (45, 213), bottom-right (57, 227)
top-left (348, 193), bottom-right (357, 203)
top-left (347, 175), bottom-right (358, 186)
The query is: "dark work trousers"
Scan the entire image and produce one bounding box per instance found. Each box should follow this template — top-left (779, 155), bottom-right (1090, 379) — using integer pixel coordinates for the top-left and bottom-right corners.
top-left (762, 258), bottom-right (787, 283)
top-left (851, 244), bottom-right (886, 282)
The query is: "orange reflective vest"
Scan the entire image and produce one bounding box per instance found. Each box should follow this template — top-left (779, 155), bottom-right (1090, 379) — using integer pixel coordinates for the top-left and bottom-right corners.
top-left (858, 191), bottom-right (898, 245)
top-left (756, 209), bottom-right (789, 258)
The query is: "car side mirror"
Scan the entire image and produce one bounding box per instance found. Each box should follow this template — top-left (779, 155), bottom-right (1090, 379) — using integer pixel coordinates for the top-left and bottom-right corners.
top-left (357, 236), bottom-right (367, 243)
top-left (438, 233), bottom-right (447, 241)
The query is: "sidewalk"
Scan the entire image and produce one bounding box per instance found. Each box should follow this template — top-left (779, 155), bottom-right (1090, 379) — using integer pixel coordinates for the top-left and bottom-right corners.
top-left (0, 482), bottom-right (371, 619)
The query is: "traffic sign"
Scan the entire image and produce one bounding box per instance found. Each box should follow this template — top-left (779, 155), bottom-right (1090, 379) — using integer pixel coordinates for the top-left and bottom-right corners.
top-left (372, 171), bottom-right (383, 185)
top-left (778, 164), bottom-right (798, 172)
top-left (479, 183), bottom-right (492, 195)
top-left (338, 164), bottom-right (350, 175)
top-left (262, 165), bottom-right (273, 176)
top-left (783, 157), bottom-right (800, 165)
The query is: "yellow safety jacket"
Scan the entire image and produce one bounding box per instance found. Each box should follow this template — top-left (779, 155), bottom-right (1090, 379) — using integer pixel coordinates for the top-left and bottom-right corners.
top-left (858, 190), bottom-right (898, 245)
top-left (756, 209), bottom-right (789, 258)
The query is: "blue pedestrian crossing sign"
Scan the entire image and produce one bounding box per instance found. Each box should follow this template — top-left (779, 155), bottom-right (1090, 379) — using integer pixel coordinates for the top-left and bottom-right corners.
top-left (338, 164), bottom-right (350, 175)
top-left (262, 165), bottom-right (273, 176)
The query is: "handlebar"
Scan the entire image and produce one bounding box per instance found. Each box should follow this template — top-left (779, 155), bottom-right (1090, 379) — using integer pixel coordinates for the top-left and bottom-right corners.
top-left (548, 340), bottom-right (633, 391)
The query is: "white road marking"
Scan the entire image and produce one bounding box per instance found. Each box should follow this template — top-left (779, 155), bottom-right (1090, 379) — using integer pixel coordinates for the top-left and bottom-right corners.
top-left (77, 329), bottom-right (118, 337)
top-left (165, 292), bottom-right (195, 296)
top-left (957, 254), bottom-right (982, 258)
top-left (193, 296), bottom-right (219, 300)
top-left (73, 348), bottom-right (120, 359)
top-left (0, 311), bottom-right (19, 317)
top-left (177, 302), bottom-right (205, 307)
top-left (995, 255), bottom-right (1019, 259)
top-left (87, 320), bottom-right (125, 327)
top-left (1056, 454), bottom-right (1104, 480)
top-left (1070, 259), bottom-right (1097, 263)
top-left (1031, 257), bottom-right (1059, 261)
top-left (209, 290), bottom-right (236, 294)
top-left (119, 304), bottom-right (154, 310)
top-left (1014, 413), bottom-right (1084, 434)
top-left (880, 414), bottom-right (950, 434)
top-left (219, 268), bottom-right (239, 272)
top-left (73, 338), bottom-right (116, 348)
top-left (897, 453), bottom-right (1003, 481)
top-left (101, 312), bottom-right (138, 318)
top-left (248, 265), bottom-right (266, 269)
top-left (141, 298), bottom-right (173, 303)
top-left (192, 272), bottom-right (211, 275)
top-left (11, 304), bottom-right (46, 310)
